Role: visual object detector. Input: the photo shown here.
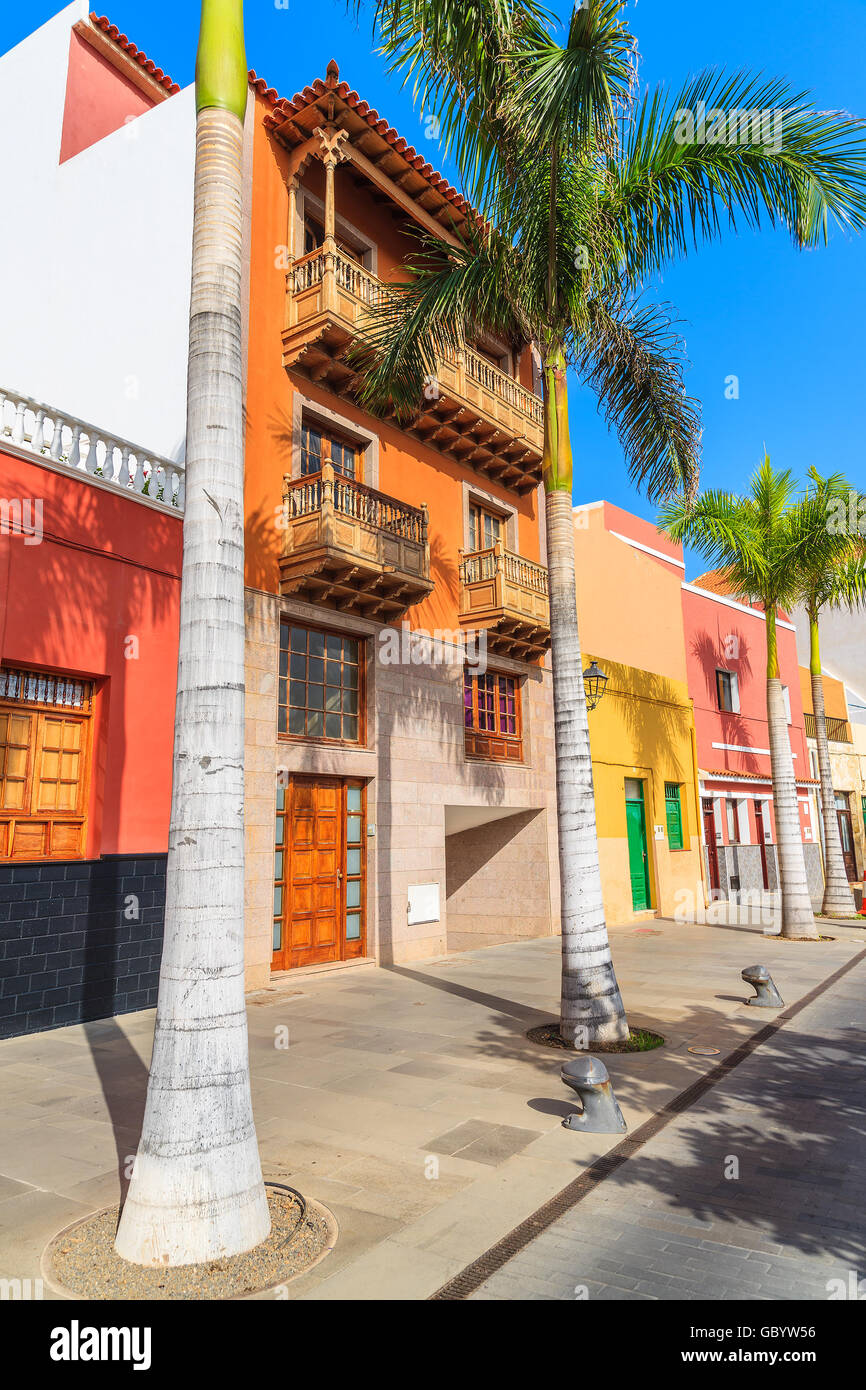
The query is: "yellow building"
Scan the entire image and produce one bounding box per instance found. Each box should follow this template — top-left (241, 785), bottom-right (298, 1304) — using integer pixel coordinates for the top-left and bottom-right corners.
top-left (574, 502), bottom-right (704, 923)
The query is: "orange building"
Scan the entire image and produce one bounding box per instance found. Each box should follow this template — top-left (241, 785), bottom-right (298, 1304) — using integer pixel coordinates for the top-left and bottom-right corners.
top-left (572, 502), bottom-right (704, 923)
top-left (240, 64), bottom-right (560, 983)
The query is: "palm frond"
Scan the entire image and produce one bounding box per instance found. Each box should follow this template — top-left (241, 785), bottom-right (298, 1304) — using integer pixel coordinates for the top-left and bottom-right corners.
top-left (348, 223), bottom-right (526, 419)
top-left (505, 1), bottom-right (636, 154)
top-left (576, 295), bottom-right (701, 501)
top-left (608, 70), bottom-right (866, 280)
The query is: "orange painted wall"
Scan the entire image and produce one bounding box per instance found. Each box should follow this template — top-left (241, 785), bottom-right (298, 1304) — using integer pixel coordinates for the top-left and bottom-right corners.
top-left (243, 92), bottom-right (543, 627)
top-left (0, 451), bottom-right (181, 855)
top-left (574, 502), bottom-right (689, 682)
top-left (799, 665), bottom-right (849, 722)
top-left (59, 31), bottom-right (156, 164)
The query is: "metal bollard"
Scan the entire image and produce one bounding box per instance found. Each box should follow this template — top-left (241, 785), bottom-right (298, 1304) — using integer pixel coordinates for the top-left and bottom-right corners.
top-left (560, 1055), bottom-right (627, 1133)
top-left (742, 963), bottom-right (784, 1007)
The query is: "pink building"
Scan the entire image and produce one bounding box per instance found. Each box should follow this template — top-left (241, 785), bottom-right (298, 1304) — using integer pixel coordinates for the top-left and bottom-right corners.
top-left (682, 572), bottom-right (823, 904)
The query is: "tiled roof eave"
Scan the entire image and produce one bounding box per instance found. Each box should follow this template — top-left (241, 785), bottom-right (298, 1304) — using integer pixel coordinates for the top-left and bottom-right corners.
top-left (88, 14), bottom-right (180, 94)
top-left (250, 59), bottom-right (481, 238)
top-left (700, 768), bottom-right (820, 786)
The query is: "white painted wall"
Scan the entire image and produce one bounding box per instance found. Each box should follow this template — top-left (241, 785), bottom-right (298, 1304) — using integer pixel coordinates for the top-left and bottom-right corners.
top-left (0, 2), bottom-right (194, 460)
top-left (792, 603), bottom-right (866, 727)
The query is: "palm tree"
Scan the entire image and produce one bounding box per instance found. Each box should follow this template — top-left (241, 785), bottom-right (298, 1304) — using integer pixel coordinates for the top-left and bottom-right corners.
top-left (361, 0), bottom-right (866, 1032)
top-left (790, 470), bottom-right (866, 916)
top-left (115, 0), bottom-right (271, 1265)
top-left (662, 459), bottom-right (819, 939)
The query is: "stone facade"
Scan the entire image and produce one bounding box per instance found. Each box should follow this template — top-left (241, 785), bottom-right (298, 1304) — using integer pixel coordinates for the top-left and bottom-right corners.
top-left (243, 587), bottom-right (560, 988)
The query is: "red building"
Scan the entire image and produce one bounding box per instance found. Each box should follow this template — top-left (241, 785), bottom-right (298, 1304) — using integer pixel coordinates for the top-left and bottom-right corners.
top-left (682, 571), bottom-right (822, 903)
top-left (0, 395), bottom-right (182, 1036)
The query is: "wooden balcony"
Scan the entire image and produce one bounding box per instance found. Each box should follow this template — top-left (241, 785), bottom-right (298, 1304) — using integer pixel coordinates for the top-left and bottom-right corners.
top-left (282, 247), bottom-right (544, 494)
top-left (279, 462), bottom-right (433, 620)
top-left (804, 713), bottom-right (853, 743)
top-left (458, 543), bottom-right (551, 661)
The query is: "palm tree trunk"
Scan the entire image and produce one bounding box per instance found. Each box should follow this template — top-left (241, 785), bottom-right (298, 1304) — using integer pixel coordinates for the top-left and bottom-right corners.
top-left (809, 613), bottom-right (856, 916)
top-left (543, 348), bottom-right (628, 1043)
top-left (115, 1), bottom-right (270, 1266)
top-left (765, 610), bottom-right (817, 939)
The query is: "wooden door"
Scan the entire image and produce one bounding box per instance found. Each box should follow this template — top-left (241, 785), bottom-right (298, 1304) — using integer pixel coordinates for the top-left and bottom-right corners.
top-left (754, 800), bottom-right (770, 889)
top-left (836, 801), bottom-right (858, 882)
top-left (272, 776), bottom-right (366, 970)
top-left (703, 797), bottom-right (720, 892)
top-left (625, 780), bottom-right (651, 911)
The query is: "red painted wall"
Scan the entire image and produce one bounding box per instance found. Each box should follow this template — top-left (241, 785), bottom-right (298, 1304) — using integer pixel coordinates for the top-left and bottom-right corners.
top-left (682, 583), bottom-right (811, 843)
top-left (59, 31), bottom-right (156, 164)
top-left (0, 451), bottom-right (181, 856)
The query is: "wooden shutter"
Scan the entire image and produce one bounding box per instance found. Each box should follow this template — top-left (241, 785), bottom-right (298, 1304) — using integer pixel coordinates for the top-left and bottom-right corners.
top-left (664, 782), bottom-right (683, 850)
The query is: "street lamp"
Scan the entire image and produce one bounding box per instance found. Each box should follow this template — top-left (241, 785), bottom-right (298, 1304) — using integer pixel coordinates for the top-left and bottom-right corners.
top-left (583, 660), bottom-right (609, 711)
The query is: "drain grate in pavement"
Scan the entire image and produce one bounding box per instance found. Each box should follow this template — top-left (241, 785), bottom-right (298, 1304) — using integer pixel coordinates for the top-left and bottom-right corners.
top-left (429, 945), bottom-right (866, 1300)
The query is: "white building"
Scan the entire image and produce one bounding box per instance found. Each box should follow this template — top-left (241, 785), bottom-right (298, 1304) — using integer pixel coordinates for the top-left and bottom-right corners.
top-left (0, 4), bottom-right (194, 460)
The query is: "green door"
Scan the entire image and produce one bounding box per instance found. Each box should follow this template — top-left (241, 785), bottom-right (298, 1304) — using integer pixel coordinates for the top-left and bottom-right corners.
top-left (625, 779), bottom-right (651, 911)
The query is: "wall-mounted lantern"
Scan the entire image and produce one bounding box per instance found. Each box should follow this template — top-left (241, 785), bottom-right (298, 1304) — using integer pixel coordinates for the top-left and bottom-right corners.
top-left (583, 660), bottom-right (609, 711)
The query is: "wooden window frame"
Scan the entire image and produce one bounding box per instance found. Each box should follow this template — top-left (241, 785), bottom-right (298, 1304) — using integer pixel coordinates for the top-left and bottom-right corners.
top-left (300, 417), bottom-right (363, 482)
top-left (0, 672), bottom-right (94, 862)
top-left (469, 501), bottom-right (506, 553)
top-left (664, 781), bottom-right (685, 851)
top-left (300, 411), bottom-right (364, 483)
top-left (715, 668), bottom-right (739, 713)
top-left (726, 797), bottom-right (741, 845)
top-left (278, 619), bottom-right (367, 748)
top-left (463, 668), bottom-right (523, 762)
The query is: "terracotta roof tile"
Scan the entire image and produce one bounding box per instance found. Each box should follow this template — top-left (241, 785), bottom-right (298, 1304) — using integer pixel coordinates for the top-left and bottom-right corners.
top-left (690, 569), bottom-right (792, 622)
top-left (90, 21), bottom-right (476, 231)
top-left (252, 58), bottom-right (478, 230)
top-left (701, 767), bottom-right (819, 786)
top-left (89, 14), bottom-right (180, 93)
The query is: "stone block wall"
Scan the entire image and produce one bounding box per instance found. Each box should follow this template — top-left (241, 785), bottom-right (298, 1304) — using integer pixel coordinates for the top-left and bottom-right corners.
top-left (0, 855), bottom-right (165, 1039)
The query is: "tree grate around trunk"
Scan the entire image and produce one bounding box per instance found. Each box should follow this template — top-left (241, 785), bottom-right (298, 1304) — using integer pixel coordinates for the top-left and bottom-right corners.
top-left (526, 1023), bottom-right (665, 1053)
top-left (42, 1185), bottom-right (335, 1300)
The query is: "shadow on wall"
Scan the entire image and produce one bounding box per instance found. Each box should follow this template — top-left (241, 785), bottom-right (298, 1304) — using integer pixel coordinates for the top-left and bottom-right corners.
top-left (690, 626), bottom-right (760, 771)
top-left (375, 657), bottom-right (508, 967)
top-left (1, 475), bottom-right (176, 1205)
top-left (445, 808), bottom-right (551, 952)
top-left (599, 659), bottom-right (694, 785)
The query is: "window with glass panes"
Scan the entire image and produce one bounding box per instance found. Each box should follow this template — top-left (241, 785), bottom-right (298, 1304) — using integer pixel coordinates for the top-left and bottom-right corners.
top-left (273, 785), bottom-right (286, 953)
top-left (279, 624), bottom-right (362, 742)
top-left (664, 782), bottom-right (684, 850)
top-left (463, 669), bottom-right (522, 761)
top-left (300, 421), bottom-right (359, 480)
top-left (469, 503), bottom-right (503, 552)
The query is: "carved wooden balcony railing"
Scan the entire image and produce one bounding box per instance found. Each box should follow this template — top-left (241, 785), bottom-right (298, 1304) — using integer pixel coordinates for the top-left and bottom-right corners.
top-left (282, 246), bottom-right (544, 494)
top-left (279, 461), bottom-right (433, 620)
top-left (458, 541), bottom-right (550, 661)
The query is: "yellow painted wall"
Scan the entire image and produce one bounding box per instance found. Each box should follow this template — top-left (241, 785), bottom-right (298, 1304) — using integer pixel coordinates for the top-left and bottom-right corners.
top-left (584, 656), bottom-right (703, 923)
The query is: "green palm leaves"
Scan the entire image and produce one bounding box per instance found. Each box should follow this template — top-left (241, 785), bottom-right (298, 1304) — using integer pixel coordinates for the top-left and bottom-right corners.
top-left (356, 0), bottom-right (866, 503)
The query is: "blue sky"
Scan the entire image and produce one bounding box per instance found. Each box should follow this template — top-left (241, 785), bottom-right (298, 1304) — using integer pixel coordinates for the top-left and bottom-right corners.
top-left (7, 1), bottom-right (866, 572)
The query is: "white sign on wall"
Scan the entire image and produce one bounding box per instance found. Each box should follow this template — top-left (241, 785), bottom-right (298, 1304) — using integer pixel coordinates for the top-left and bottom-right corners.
top-left (408, 883), bottom-right (440, 925)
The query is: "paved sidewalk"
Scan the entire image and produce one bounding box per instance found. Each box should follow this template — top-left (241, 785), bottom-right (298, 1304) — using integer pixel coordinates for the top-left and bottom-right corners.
top-left (0, 916), bottom-right (864, 1300)
top-left (470, 956), bottom-right (866, 1301)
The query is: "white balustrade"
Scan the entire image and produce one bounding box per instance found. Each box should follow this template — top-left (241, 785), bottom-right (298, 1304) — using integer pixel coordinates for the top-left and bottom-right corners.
top-left (0, 387), bottom-right (185, 510)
